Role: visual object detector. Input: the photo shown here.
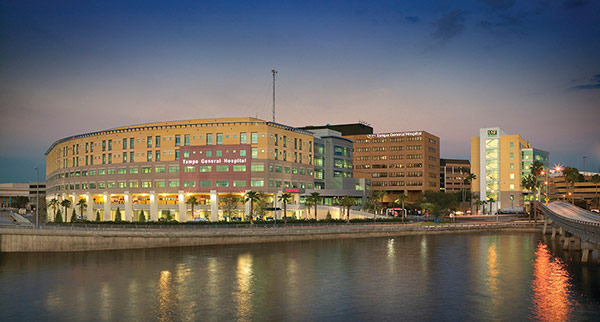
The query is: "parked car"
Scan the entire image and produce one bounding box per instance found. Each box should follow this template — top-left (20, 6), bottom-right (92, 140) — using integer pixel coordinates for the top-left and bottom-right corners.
top-left (191, 217), bottom-right (209, 222)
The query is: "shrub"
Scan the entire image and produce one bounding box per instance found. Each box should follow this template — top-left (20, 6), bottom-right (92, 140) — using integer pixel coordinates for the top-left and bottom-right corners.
top-left (55, 209), bottom-right (63, 223)
top-left (139, 210), bottom-right (146, 222)
top-left (71, 208), bottom-right (77, 222)
top-left (115, 207), bottom-right (122, 222)
top-left (95, 210), bottom-right (100, 222)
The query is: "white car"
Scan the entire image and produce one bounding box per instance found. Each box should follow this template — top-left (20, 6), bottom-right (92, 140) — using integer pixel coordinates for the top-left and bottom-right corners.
top-left (191, 217), bottom-right (209, 222)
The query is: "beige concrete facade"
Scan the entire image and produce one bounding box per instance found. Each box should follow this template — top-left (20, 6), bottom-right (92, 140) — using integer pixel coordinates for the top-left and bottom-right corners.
top-left (345, 131), bottom-right (440, 203)
top-left (45, 117), bottom-right (315, 222)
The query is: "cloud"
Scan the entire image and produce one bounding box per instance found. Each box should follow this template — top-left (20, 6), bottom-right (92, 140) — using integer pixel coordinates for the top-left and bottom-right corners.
top-left (569, 74), bottom-right (600, 90)
top-left (480, 0), bottom-right (516, 10)
top-left (431, 10), bottom-right (468, 42)
top-left (405, 16), bottom-right (420, 23)
top-left (563, 0), bottom-right (591, 9)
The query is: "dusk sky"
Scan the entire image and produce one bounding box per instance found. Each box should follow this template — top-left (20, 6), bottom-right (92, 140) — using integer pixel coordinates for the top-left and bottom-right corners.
top-left (1, 0), bottom-right (599, 182)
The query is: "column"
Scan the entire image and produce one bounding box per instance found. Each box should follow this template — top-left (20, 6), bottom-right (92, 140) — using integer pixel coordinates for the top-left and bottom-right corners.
top-left (178, 190), bottom-right (187, 222)
top-left (86, 193), bottom-right (93, 221)
top-left (124, 191), bottom-right (133, 222)
top-left (562, 233), bottom-right (570, 250)
top-left (551, 227), bottom-right (556, 240)
top-left (581, 242), bottom-right (593, 263)
top-left (103, 192), bottom-right (111, 221)
top-left (150, 191), bottom-right (158, 221)
top-left (210, 190), bottom-right (218, 222)
top-left (274, 191), bottom-right (282, 220)
top-left (244, 190), bottom-right (251, 220)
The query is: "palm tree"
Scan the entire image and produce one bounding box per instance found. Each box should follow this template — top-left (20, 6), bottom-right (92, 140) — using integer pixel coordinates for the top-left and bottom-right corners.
top-left (562, 166), bottom-right (580, 205)
top-left (60, 199), bottom-right (72, 222)
top-left (76, 198), bottom-right (87, 220)
top-left (244, 191), bottom-right (260, 224)
top-left (394, 194), bottom-right (409, 221)
top-left (222, 195), bottom-right (238, 222)
top-left (48, 198), bottom-right (59, 221)
top-left (481, 200), bottom-right (488, 215)
top-left (278, 193), bottom-right (293, 224)
top-left (462, 172), bottom-right (476, 203)
top-left (371, 190), bottom-right (386, 216)
top-left (186, 195), bottom-right (199, 219)
top-left (340, 195), bottom-right (354, 222)
top-left (521, 174), bottom-right (539, 221)
top-left (473, 199), bottom-right (484, 215)
top-left (304, 196), bottom-right (314, 219)
top-left (592, 174), bottom-right (600, 206)
top-left (309, 192), bottom-right (322, 220)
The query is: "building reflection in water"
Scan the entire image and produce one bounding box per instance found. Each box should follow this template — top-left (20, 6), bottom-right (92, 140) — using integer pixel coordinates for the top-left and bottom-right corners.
top-left (486, 244), bottom-right (499, 315)
top-left (235, 253), bottom-right (254, 321)
top-left (158, 270), bottom-right (174, 322)
top-left (99, 282), bottom-right (111, 321)
top-left (531, 243), bottom-right (573, 321)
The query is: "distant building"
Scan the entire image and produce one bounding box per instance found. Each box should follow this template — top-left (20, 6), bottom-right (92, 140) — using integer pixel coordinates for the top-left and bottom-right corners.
top-left (345, 130), bottom-right (440, 204)
top-left (549, 171), bottom-right (600, 207)
top-left (301, 123), bottom-right (373, 136)
top-left (471, 127), bottom-right (549, 213)
top-left (440, 159), bottom-right (470, 194)
top-left (305, 128), bottom-right (369, 206)
top-left (0, 182), bottom-right (45, 209)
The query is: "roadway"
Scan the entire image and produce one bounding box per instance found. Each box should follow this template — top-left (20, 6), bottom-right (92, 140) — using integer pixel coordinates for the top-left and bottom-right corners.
top-left (545, 201), bottom-right (600, 225)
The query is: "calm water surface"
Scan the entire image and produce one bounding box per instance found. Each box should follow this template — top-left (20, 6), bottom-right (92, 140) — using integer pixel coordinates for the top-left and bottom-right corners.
top-left (1, 232), bottom-right (599, 321)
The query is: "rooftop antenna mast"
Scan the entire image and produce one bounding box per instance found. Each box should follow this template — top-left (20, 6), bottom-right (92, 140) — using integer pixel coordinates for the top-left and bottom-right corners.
top-left (272, 69), bottom-right (277, 122)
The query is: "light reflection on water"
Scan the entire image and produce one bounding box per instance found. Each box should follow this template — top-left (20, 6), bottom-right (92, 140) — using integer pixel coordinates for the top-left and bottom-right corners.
top-left (1, 232), bottom-right (599, 321)
top-left (531, 243), bottom-right (573, 321)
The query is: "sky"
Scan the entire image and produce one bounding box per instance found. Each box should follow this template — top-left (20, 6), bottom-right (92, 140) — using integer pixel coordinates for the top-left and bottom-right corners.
top-left (1, 0), bottom-right (599, 182)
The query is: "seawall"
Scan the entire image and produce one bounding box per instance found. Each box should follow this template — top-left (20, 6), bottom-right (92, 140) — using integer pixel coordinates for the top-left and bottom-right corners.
top-left (0, 223), bottom-right (541, 253)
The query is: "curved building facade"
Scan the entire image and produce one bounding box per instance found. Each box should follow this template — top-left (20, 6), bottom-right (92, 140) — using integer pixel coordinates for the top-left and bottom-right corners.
top-left (45, 117), bottom-right (316, 222)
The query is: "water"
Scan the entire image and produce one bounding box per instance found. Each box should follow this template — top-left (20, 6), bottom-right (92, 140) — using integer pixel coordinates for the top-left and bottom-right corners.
top-left (1, 232), bottom-right (599, 321)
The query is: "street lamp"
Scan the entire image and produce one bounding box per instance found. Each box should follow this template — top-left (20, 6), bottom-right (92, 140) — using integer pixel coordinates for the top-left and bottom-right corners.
top-left (34, 167), bottom-right (39, 229)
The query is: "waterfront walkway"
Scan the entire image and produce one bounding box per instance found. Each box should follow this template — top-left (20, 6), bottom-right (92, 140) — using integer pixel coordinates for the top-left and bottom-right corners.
top-left (0, 221), bottom-right (541, 253)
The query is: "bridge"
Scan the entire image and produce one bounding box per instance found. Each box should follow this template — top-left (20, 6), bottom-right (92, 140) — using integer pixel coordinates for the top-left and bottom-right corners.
top-left (538, 201), bottom-right (600, 263)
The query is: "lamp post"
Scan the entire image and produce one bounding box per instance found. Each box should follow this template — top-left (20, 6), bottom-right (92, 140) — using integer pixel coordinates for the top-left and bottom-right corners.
top-left (34, 167), bottom-right (39, 229)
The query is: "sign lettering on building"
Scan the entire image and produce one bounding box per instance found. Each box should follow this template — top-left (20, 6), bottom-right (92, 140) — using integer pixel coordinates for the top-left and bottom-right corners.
top-left (367, 131), bottom-right (422, 138)
top-left (487, 130), bottom-right (498, 137)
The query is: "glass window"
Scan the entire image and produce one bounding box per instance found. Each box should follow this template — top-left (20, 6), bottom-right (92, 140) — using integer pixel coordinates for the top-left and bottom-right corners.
top-left (130, 138), bottom-right (135, 149)
top-left (199, 166), bottom-right (212, 172)
top-left (89, 170), bottom-right (97, 176)
top-left (184, 166), bottom-right (196, 173)
top-left (284, 167), bottom-right (290, 174)
top-left (123, 139), bottom-right (127, 149)
top-left (183, 181), bottom-right (196, 187)
top-left (240, 133), bottom-right (247, 144)
top-left (233, 180), bottom-right (246, 187)
top-left (275, 166), bottom-right (282, 173)
top-left (147, 136), bottom-right (152, 148)
top-left (217, 133), bottom-right (223, 145)
top-left (251, 148), bottom-right (258, 159)
top-left (251, 180), bottom-right (264, 187)
top-left (169, 166), bottom-right (180, 173)
top-left (184, 134), bottom-right (190, 146)
top-left (233, 165), bottom-right (246, 172)
top-left (216, 150), bottom-right (222, 157)
top-left (175, 135), bottom-right (181, 147)
top-left (175, 150), bottom-right (180, 160)
top-left (199, 181), bottom-right (211, 187)
top-left (117, 168), bottom-right (126, 174)
top-left (216, 180), bottom-right (229, 187)
top-left (142, 181), bottom-right (152, 188)
top-left (108, 140), bottom-right (112, 151)
top-left (216, 165), bottom-right (229, 172)
top-left (142, 167), bottom-right (152, 174)
top-left (206, 151), bottom-right (212, 157)
top-left (129, 167), bottom-right (138, 174)
top-left (107, 169), bottom-right (115, 175)
top-left (169, 180), bottom-right (180, 188)
top-left (251, 132), bottom-right (258, 144)
top-left (183, 151), bottom-right (190, 158)
top-left (122, 153), bottom-right (127, 163)
top-left (251, 164), bottom-right (264, 172)
top-left (240, 150), bottom-right (246, 157)
top-left (147, 151), bottom-right (152, 162)
top-left (155, 181), bottom-right (165, 188)
top-left (155, 136), bottom-right (161, 147)
top-left (206, 134), bottom-right (213, 145)
top-left (155, 150), bottom-right (161, 161)
top-left (130, 151), bottom-right (134, 162)
top-left (155, 166), bottom-right (166, 173)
